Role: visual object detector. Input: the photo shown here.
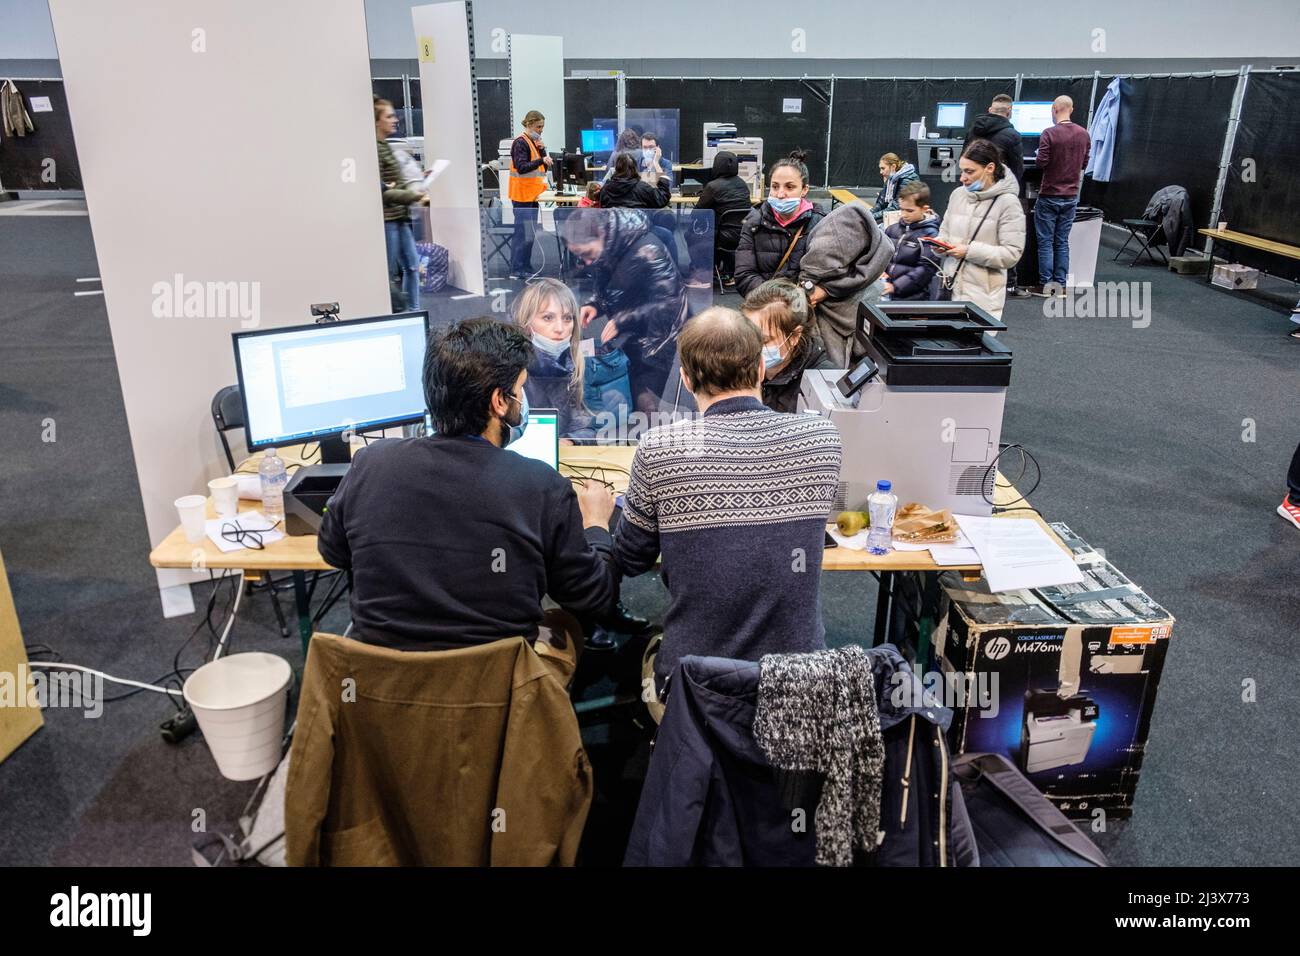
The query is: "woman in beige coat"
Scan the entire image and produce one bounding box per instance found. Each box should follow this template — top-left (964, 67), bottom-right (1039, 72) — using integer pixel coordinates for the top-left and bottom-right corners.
top-left (936, 138), bottom-right (1025, 319)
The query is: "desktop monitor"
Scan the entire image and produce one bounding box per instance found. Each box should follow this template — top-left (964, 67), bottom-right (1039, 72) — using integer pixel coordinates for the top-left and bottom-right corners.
top-left (936, 102), bottom-right (967, 129)
top-left (581, 128), bottom-right (615, 154)
top-left (559, 152), bottom-right (588, 189)
top-left (232, 311), bottom-right (430, 463)
top-left (506, 408), bottom-right (559, 469)
top-left (1011, 101), bottom-right (1055, 136)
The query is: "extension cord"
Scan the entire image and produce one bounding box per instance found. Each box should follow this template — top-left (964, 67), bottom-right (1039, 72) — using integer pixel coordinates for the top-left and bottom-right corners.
top-left (160, 706), bottom-right (199, 744)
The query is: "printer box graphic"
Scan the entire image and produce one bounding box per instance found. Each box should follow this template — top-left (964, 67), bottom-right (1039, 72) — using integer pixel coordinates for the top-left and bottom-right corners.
top-left (933, 523), bottom-right (1174, 819)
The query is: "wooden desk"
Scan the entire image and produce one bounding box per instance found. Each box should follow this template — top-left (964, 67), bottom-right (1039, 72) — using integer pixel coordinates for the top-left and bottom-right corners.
top-left (150, 439), bottom-right (1061, 649)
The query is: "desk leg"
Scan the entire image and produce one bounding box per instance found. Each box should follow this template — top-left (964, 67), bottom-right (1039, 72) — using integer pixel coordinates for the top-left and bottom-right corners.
top-left (873, 571), bottom-right (894, 647)
top-left (292, 570), bottom-right (312, 656)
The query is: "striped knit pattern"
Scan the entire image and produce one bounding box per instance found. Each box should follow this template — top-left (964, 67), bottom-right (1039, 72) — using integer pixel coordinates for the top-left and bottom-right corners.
top-left (623, 407), bottom-right (842, 534)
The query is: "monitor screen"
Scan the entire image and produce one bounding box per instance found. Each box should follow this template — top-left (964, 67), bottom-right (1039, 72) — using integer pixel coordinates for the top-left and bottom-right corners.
top-left (580, 128), bottom-right (615, 154)
top-left (506, 408), bottom-right (558, 469)
top-left (232, 312), bottom-right (429, 449)
top-left (1011, 101), bottom-right (1054, 136)
top-left (936, 102), bottom-right (967, 128)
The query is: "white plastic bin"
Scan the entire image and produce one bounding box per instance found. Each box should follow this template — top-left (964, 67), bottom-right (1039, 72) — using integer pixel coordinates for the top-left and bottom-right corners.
top-left (183, 652), bottom-right (292, 781)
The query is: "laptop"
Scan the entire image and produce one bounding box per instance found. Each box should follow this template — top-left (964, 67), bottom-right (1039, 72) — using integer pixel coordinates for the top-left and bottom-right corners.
top-left (505, 408), bottom-right (559, 469)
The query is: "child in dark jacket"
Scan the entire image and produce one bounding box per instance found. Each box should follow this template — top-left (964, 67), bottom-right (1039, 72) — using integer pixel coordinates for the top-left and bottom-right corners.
top-left (882, 181), bottom-right (942, 301)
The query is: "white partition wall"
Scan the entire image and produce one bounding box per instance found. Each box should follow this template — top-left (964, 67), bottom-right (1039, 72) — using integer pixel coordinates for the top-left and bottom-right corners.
top-left (509, 35), bottom-right (566, 153)
top-left (48, 0), bottom-right (391, 609)
top-left (412, 1), bottom-right (485, 296)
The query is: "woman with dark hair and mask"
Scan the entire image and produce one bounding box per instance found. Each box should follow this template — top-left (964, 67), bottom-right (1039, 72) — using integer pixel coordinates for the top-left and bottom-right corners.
top-left (934, 137), bottom-right (1025, 320)
top-left (562, 208), bottom-right (689, 414)
top-left (741, 279), bottom-right (836, 413)
top-left (733, 149), bottom-right (826, 298)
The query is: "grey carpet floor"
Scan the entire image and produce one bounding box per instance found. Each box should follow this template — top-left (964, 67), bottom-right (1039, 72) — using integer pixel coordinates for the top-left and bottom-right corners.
top-left (1, 213), bottom-right (1297, 866)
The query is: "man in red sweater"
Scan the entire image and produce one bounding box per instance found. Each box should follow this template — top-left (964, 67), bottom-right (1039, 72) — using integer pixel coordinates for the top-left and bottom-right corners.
top-left (1032, 96), bottom-right (1092, 295)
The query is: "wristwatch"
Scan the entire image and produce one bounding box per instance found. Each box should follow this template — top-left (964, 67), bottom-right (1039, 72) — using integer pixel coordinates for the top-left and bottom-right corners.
top-left (800, 279), bottom-right (816, 294)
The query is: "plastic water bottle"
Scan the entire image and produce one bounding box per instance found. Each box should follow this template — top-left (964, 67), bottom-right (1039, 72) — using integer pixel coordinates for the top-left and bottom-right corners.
top-left (866, 480), bottom-right (898, 555)
top-left (259, 448), bottom-right (288, 523)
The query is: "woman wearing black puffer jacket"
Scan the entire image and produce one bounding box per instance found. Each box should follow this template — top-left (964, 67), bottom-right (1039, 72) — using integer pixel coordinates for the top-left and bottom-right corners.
top-left (734, 150), bottom-right (825, 298)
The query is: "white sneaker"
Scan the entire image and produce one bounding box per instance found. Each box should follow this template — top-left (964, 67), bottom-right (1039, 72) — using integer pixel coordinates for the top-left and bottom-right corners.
top-left (1279, 498), bottom-right (1300, 531)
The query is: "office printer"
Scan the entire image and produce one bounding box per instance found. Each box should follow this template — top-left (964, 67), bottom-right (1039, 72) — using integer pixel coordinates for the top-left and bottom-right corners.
top-left (1020, 629), bottom-right (1099, 774)
top-left (798, 301), bottom-right (1012, 515)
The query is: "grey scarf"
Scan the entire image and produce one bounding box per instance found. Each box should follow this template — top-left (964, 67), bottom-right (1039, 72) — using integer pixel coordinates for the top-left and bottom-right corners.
top-left (753, 644), bottom-right (885, 867)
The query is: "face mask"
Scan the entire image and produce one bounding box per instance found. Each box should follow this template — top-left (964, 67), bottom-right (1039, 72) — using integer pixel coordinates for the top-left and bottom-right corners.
top-left (526, 129), bottom-right (542, 142)
top-left (641, 148), bottom-right (655, 164)
top-left (762, 333), bottom-right (792, 371)
top-left (504, 388), bottom-right (529, 446)
top-left (768, 196), bottom-right (800, 216)
top-left (531, 332), bottom-right (569, 359)
top-left (966, 179), bottom-right (984, 193)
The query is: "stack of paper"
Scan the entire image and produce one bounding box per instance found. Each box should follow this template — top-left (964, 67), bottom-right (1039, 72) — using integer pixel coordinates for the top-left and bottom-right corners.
top-left (953, 515), bottom-right (1084, 593)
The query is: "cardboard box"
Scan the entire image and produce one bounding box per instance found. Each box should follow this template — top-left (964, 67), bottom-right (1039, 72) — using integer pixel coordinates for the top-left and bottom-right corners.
top-left (0, 547), bottom-right (43, 764)
top-left (933, 524), bottom-right (1173, 819)
top-left (1211, 263), bottom-right (1260, 290)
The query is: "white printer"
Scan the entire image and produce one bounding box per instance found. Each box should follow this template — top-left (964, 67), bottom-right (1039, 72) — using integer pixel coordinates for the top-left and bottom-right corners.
top-left (1020, 629), bottom-right (1100, 774)
top-left (798, 301), bottom-right (1012, 516)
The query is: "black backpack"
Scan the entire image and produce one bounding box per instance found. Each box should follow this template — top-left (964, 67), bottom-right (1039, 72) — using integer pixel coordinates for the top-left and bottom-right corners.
top-left (953, 752), bottom-right (1108, 867)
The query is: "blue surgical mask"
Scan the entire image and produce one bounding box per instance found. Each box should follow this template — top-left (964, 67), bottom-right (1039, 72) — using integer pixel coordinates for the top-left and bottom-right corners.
top-left (966, 179), bottom-right (984, 193)
top-left (768, 196), bottom-right (800, 215)
top-left (641, 148), bottom-right (655, 164)
top-left (762, 333), bottom-right (791, 370)
top-left (531, 332), bottom-right (570, 359)
top-left (505, 389), bottom-right (529, 446)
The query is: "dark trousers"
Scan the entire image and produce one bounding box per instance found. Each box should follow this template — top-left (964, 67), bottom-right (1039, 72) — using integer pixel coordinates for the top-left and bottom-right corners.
top-left (510, 201), bottom-right (539, 274)
top-left (1289, 441), bottom-right (1300, 505)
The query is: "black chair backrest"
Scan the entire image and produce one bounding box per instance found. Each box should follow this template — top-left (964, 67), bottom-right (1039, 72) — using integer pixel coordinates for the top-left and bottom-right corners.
top-left (212, 385), bottom-right (244, 472)
top-left (716, 207), bottom-right (752, 253)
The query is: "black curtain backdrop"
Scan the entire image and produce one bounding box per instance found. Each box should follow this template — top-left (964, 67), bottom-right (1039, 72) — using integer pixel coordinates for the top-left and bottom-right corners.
top-left (563, 77), bottom-right (618, 158)
top-left (0, 80), bottom-right (83, 191)
top-left (1220, 71), bottom-right (1300, 281)
top-left (828, 78), bottom-right (1014, 187)
top-left (477, 77), bottom-right (512, 163)
top-left (626, 78), bottom-right (832, 183)
top-left (371, 77), bottom-right (408, 137)
top-left (1081, 74), bottom-right (1235, 236)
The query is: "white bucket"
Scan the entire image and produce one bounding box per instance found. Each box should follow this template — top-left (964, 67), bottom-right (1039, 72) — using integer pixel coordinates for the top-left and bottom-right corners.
top-left (183, 652), bottom-right (293, 781)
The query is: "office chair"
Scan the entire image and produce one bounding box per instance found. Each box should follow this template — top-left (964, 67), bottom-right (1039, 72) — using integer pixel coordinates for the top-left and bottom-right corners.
top-left (714, 207), bottom-right (751, 293)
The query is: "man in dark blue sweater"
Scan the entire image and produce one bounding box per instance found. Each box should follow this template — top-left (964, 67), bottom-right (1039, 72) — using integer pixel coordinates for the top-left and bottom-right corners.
top-left (317, 318), bottom-right (619, 680)
top-left (612, 307), bottom-right (843, 703)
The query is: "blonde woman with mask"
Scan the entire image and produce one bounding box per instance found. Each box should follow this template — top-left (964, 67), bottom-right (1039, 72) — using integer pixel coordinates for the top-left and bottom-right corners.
top-left (512, 279), bottom-right (596, 442)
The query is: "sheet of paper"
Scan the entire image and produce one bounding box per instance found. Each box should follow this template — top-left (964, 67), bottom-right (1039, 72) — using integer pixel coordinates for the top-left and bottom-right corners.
top-left (826, 526), bottom-right (870, 551)
top-left (422, 159), bottom-right (450, 191)
top-left (954, 515), bottom-right (1084, 593)
top-left (205, 511), bottom-right (285, 553)
top-left (929, 546), bottom-right (981, 567)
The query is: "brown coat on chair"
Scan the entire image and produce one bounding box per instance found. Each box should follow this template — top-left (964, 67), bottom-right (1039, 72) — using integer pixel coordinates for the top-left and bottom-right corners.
top-left (285, 633), bottom-right (592, 866)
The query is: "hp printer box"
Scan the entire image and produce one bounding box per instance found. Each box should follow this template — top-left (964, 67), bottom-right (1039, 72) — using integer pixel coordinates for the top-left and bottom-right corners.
top-left (933, 524), bottom-right (1174, 819)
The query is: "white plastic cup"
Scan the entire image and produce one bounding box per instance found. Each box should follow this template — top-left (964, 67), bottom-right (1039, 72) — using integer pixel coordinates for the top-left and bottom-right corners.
top-left (175, 495), bottom-right (207, 544)
top-left (1218, 221), bottom-right (1228, 232)
top-left (208, 476), bottom-right (240, 518)
top-left (183, 652), bottom-right (293, 781)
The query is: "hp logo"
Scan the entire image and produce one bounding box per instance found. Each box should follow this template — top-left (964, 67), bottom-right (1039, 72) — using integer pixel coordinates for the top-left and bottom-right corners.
top-left (985, 636), bottom-right (1011, 661)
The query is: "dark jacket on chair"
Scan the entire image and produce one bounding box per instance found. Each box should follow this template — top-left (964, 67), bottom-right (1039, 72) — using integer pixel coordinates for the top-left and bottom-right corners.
top-left (624, 645), bottom-right (979, 867)
top-left (1142, 185), bottom-right (1194, 258)
top-left (285, 632), bottom-right (593, 866)
top-left (883, 213), bottom-right (943, 300)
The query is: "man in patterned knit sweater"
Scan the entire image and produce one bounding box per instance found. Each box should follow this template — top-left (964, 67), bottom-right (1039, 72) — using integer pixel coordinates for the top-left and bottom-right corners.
top-left (612, 307), bottom-right (843, 701)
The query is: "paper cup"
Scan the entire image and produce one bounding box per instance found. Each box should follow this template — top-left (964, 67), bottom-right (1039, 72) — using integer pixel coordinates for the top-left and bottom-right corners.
top-left (183, 652), bottom-right (293, 781)
top-left (208, 476), bottom-right (240, 518)
top-left (175, 494), bottom-right (207, 544)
